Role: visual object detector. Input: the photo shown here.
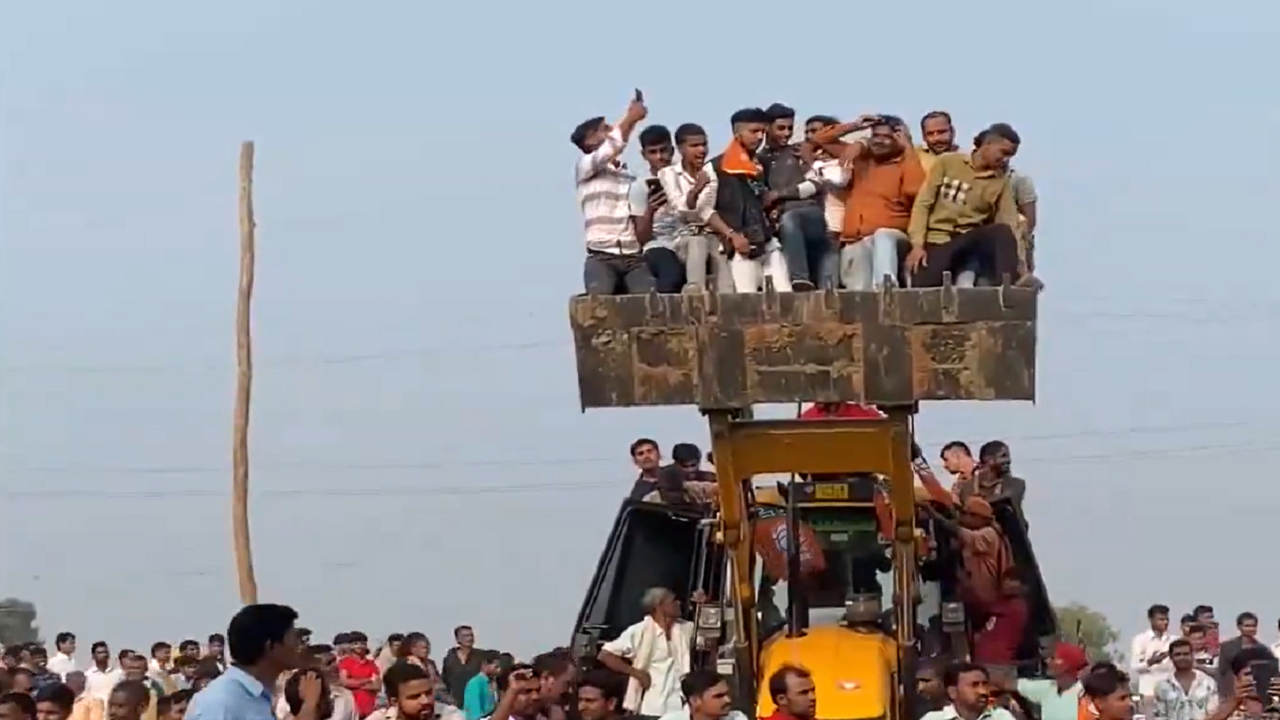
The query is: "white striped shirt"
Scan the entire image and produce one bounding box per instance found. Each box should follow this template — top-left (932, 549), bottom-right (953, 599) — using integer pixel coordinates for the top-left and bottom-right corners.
top-left (575, 126), bottom-right (641, 255)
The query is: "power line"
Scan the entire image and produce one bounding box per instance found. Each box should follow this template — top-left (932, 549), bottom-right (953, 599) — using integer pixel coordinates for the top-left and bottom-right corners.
top-left (1, 304), bottom-right (1273, 375)
top-left (5, 439), bottom-right (1276, 499)
top-left (0, 418), bottom-right (1260, 476)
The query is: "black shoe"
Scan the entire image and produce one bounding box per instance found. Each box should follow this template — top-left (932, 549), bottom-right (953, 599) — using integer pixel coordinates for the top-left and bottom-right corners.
top-left (792, 280), bottom-right (816, 292)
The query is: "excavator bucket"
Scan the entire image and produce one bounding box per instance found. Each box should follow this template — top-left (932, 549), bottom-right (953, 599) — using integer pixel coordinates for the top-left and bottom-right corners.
top-left (568, 284), bottom-right (1037, 411)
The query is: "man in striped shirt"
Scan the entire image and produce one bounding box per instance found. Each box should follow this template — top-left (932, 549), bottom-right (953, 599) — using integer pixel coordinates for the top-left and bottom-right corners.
top-left (572, 91), bottom-right (657, 296)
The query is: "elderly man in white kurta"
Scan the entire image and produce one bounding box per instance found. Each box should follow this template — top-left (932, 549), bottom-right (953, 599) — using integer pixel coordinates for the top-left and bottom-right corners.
top-left (597, 588), bottom-right (694, 720)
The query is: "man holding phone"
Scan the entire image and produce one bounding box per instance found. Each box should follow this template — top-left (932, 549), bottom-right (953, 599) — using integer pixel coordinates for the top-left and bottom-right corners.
top-left (1132, 604), bottom-right (1176, 712)
top-left (571, 89), bottom-right (657, 296)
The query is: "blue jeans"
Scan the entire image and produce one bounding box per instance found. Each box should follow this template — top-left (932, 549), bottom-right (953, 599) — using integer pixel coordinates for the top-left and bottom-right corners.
top-left (839, 229), bottom-right (904, 290)
top-left (778, 206), bottom-right (836, 288)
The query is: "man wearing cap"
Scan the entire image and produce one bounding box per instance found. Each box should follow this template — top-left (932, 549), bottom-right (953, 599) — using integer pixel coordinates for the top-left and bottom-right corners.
top-left (996, 644), bottom-right (1089, 720)
top-left (924, 496), bottom-right (1012, 609)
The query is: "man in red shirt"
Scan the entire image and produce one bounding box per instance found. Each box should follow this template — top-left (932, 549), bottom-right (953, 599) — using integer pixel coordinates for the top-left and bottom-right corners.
top-left (798, 402), bottom-right (884, 420)
top-left (761, 665), bottom-right (816, 720)
top-left (337, 631), bottom-right (381, 718)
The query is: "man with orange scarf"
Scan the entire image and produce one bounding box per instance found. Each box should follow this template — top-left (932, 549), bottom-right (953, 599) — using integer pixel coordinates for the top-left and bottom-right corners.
top-left (709, 108), bottom-right (793, 293)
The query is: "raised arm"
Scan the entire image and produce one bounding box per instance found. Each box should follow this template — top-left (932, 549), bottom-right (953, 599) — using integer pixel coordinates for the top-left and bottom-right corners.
top-left (576, 93), bottom-right (648, 182)
top-left (810, 116), bottom-right (877, 162)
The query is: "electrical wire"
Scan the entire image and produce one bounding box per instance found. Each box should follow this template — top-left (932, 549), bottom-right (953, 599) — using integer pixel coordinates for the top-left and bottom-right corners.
top-left (5, 439), bottom-right (1277, 499)
top-left (0, 417), bottom-right (1259, 476)
top-left (1, 302), bottom-right (1274, 375)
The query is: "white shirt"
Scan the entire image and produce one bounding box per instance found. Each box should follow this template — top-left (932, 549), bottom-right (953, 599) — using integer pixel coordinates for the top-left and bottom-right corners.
top-left (600, 619), bottom-right (690, 717)
top-left (576, 127), bottom-right (641, 255)
top-left (84, 666), bottom-right (123, 701)
top-left (276, 689), bottom-right (361, 720)
top-left (807, 158), bottom-right (850, 234)
top-left (48, 652), bottom-right (77, 678)
top-left (1131, 629), bottom-right (1176, 696)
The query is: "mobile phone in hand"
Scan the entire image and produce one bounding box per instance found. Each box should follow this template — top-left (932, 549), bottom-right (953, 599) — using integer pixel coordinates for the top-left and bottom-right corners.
top-left (645, 177), bottom-right (667, 205)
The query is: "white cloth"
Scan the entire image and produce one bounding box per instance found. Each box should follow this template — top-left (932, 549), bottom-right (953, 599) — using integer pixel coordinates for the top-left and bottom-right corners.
top-left (84, 666), bottom-right (123, 701)
top-left (729, 240), bottom-right (791, 293)
top-left (1131, 629), bottom-right (1176, 697)
top-left (600, 616), bottom-right (692, 716)
top-left (48, 652), bottom-right (78, 678)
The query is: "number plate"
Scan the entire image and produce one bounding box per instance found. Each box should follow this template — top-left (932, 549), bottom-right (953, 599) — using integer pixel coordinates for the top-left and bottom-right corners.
top-left (814, 483), bottom-right (849, 500)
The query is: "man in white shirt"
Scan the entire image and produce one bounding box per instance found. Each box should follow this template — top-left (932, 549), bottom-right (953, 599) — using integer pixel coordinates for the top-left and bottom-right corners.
top-left (921, 663), bottom-right (1016, 720)
top-left (83, 641), bottom-right (122, 702)
top-left (572, 91), bottom-right (657, 296)
top-left (656, 670), bottom-right (748, 720)
top-left (48, 632), bottom-right (78, 678)
top-left (1132, 603), bottom-right (1176, 712)
top-left (597, 587), bottom-right (693, 720)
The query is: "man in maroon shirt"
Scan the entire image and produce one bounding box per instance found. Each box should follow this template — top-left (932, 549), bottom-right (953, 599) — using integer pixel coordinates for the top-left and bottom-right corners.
top-left (337, 631), bottom-right (381, 718)
top-left (972, 574), bottom-right (1029, 676)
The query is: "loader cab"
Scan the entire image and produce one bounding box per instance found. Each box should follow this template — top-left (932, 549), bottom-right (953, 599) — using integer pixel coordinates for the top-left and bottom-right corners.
top-left (570, 499), bottom-right (725, 661)
top-left (754, 477), bottom-right (895, 637)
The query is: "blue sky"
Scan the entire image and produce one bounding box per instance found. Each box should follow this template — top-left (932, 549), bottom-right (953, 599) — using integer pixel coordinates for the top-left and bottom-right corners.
top-left (3, 0), bottom-right (1279, 660)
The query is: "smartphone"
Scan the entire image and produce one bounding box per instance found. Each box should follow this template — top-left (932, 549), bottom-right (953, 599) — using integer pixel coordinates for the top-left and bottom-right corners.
top-left (1252, 659), bottom-right (1278, 706)
top-left (645, 177), bottom-right (667, 205)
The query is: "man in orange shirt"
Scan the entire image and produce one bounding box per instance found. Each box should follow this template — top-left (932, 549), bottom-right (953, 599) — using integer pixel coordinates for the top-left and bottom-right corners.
top-left (811, 116), bottom-right (925, 289)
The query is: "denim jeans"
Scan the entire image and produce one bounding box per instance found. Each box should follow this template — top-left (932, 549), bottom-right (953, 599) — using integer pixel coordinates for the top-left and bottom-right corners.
top-left (583, 252), bottom-right (656, 295)
top-left (839, 229), bottom-right (905, 290)
top-left (778, 206), bottom-right (835, 288)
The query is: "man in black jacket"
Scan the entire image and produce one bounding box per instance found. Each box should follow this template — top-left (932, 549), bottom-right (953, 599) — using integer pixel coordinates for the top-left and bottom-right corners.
top-left (760, 103), bottom-right (832, 290)
top-left (709, 107), bottom-right (792, 292)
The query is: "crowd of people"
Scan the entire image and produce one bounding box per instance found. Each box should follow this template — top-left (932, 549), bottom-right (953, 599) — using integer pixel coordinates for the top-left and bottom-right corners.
top-left (572, 91), bottom-right (1042, 296)
top-left (0, 622), bottom-right (518, 720)
top-left (4, 433), bottom-right (1280, 720)
top-left (0, 604), bottom-right (759, 720)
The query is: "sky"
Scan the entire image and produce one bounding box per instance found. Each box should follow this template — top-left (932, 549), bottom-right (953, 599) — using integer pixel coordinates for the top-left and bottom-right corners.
top-left (2, 0), bottom-right (1279, 662)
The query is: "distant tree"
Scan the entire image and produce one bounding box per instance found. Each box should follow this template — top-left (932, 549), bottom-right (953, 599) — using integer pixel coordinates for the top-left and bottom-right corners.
top-left (0, 598), bottom-right (41, 646)
top-left (1055, 602), bottom-right (1121, 663)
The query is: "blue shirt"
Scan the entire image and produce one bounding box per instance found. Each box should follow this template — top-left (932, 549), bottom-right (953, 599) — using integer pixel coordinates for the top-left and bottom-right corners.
top-left (185, 666), bottom-right (275, 720)
top-left (462, 675), bottom-right (496, 720)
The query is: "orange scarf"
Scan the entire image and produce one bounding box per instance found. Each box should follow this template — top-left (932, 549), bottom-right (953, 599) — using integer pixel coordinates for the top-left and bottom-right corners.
top-left (720, 139), bottom-right (760, 176)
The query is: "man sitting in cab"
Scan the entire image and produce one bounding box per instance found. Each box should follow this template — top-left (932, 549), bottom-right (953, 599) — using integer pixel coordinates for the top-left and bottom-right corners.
top-left (641, 443), bottom-right (717, 508)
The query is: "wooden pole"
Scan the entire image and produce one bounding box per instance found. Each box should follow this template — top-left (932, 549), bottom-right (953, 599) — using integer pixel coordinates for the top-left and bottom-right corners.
top-left (233, 141), bottom-right (259, 605)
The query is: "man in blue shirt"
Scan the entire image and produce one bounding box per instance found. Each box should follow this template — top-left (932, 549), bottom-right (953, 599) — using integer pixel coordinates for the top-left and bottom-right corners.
top-left (186, 604), bottom-right (306, 720)
top-left (463, 653), bottom-right (500, 720)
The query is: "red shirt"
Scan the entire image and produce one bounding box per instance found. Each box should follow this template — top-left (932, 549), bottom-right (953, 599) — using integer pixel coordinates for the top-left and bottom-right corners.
top-left (972, 596), bottom-right (1028, 663)
top-left (338, 655), bottom-right (380, 717)
top-left (799, 402), bottom-right (885, 420)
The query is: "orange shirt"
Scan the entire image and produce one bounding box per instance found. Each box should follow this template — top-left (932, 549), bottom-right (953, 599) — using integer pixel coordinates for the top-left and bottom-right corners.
top-left (839, 152), bottom-right (926, 240)
top-left (809, 125), bottom-right (926, 241)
